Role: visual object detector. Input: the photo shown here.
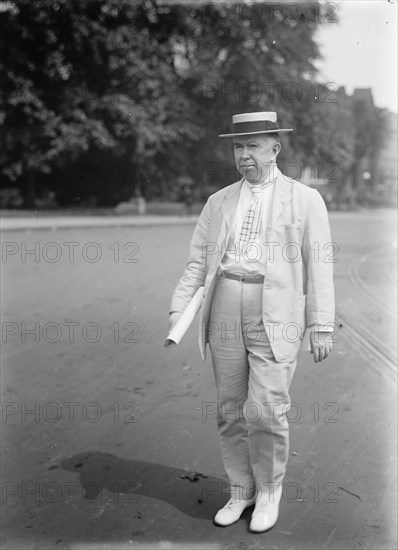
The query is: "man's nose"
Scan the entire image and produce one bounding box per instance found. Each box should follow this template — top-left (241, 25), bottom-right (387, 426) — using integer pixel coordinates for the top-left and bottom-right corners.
top-left (241, 146), bottom-right (251, 158)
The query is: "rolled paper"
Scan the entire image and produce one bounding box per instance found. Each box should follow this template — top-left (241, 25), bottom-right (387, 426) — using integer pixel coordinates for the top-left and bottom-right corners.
top-left (164, 287), bottom-right (204, 348)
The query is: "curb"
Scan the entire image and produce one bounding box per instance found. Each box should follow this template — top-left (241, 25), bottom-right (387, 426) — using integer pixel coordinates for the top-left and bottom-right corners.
top-left (0, 215), bottom-right (199, 232)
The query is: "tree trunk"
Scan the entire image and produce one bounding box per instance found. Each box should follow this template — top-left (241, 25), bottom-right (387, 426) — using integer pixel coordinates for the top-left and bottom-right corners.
top-left (24, 171), bottom-right (36, 209)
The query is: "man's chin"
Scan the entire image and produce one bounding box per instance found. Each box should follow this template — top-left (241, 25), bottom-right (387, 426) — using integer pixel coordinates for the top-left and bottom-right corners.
top-left (241, 168), bottom-right (261, 181)
top-left (242, 172), bottom-right (262, 184)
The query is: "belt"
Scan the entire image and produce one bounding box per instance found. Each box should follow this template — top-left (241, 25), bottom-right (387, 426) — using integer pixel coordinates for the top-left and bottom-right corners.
top-left (220, 271), bottom-right (265, 284)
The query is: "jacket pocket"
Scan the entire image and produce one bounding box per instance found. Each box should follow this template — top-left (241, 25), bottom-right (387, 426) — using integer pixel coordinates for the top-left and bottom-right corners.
top-left (275, 217), bottom-right (305, 229)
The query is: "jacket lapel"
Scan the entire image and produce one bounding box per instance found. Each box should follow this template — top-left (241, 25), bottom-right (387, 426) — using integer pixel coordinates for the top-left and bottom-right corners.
top-left (220, 178), bottom-right (243, 235)
top-left (271, 169), bottom-right (293, 226)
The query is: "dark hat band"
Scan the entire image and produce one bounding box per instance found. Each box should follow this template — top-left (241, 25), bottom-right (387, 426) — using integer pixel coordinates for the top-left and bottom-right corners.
top-left (232, 120), bottom-right (280, 134)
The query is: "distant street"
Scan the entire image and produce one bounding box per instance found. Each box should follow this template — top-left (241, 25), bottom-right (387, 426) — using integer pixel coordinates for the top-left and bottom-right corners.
top-left (1, 208), bottom-right (397, 550)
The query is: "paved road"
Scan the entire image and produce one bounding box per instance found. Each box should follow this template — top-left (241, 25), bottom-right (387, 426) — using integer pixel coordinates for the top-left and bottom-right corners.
top-left (1, 209), bottom-right (397, 549)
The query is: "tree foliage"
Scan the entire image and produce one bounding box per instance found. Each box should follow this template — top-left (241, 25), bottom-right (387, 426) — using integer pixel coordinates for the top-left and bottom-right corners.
top-left (1, 0), bottom-right (364, 207)
top-left (1, 0), bottom-right (202, 204)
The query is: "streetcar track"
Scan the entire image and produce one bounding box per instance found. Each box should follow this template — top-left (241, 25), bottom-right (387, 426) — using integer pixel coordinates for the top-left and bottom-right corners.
top-left (336, 310), bottom-right (397, 364)
top-left (342, 244), bottom-right (397, 380)
top-left (348, 248), bottom-right (397, 318)
top-left (336, 312), bottom-right (397, 382)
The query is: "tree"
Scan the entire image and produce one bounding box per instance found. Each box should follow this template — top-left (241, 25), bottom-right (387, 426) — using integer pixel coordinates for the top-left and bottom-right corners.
top-left (0, 0), bottom-right (201, 205)
top-left (311, 85), bottom-right (356, 202)
top-left (1, 0), bottom-right (340, 206)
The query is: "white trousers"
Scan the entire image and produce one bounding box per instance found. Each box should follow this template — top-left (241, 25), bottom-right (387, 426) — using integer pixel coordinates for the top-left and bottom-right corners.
top-left (208, 276), bottom-right (297, 499)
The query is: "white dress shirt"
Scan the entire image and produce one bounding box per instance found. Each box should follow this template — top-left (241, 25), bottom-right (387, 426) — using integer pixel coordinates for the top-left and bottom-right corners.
top-left (220, 165), bottom-right (277, 275)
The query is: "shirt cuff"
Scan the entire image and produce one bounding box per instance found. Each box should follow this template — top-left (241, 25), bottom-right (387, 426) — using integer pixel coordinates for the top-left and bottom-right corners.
top-left (308, 323), bottom-right (334, 332)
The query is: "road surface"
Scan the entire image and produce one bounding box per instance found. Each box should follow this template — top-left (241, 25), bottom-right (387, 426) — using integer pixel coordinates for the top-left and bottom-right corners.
top-left (1, 208), bottom-right (397, 549)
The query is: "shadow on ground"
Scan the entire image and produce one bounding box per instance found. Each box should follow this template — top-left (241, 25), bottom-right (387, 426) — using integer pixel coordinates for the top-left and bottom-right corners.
top-left (62, 451), bottom-right (229, 521)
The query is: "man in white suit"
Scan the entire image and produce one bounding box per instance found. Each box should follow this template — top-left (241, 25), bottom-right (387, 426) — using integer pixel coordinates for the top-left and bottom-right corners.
top-left (169, 112), bottom-right (335, 532)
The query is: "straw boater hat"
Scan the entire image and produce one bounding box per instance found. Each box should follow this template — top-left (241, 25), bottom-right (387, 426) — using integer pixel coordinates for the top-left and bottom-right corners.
top-left (219, 111), bottom-right (293, 138)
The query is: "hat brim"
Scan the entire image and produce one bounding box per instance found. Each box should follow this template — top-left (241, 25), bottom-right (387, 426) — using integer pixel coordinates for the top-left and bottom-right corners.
top-left (219, 129), bottom-right (293, 138)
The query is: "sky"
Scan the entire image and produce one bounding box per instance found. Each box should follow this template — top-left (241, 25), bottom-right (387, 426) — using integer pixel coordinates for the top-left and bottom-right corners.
top-left (315, 0), bottom-right (397, 112)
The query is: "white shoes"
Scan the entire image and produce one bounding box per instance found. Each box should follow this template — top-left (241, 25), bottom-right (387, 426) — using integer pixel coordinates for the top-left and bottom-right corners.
top-left (213, 497), bottom-right (256, 527)
top-left (214, 485), bottom-right (283, 531)
top-left (249, 485), bottom-right (283, 533)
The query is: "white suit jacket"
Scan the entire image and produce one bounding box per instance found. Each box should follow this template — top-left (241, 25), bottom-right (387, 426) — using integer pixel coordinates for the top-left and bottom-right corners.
top-left (170, 169), bottom-right (335, 362)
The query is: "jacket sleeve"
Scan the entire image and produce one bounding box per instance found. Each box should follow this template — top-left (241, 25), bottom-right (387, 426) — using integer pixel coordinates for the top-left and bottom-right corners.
top-left (169, 198), bottom-right (212, 314)
top-left (302, 189), bottom-right (335, 330)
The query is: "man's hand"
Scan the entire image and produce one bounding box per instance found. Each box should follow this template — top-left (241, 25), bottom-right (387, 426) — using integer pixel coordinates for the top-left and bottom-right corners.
top-left (310, 331), bottom-right (333, 363)
top-left (169, 312), bottom-right (182, 332)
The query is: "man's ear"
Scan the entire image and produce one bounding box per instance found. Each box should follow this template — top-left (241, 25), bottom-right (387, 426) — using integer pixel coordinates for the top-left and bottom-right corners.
top-left (273, 142), bottom-right (281, 157)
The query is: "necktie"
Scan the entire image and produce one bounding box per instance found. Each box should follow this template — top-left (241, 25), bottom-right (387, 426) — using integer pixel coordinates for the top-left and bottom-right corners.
top-left (238, 183), bottom-right (268, 246)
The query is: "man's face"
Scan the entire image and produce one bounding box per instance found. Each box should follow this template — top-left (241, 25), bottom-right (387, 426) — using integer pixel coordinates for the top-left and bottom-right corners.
top-left (233, 134), bottom-right (280, 184)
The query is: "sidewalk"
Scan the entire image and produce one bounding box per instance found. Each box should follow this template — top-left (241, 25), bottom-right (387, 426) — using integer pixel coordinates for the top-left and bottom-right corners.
top-left (0, 214), bottom-right (199, 232)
